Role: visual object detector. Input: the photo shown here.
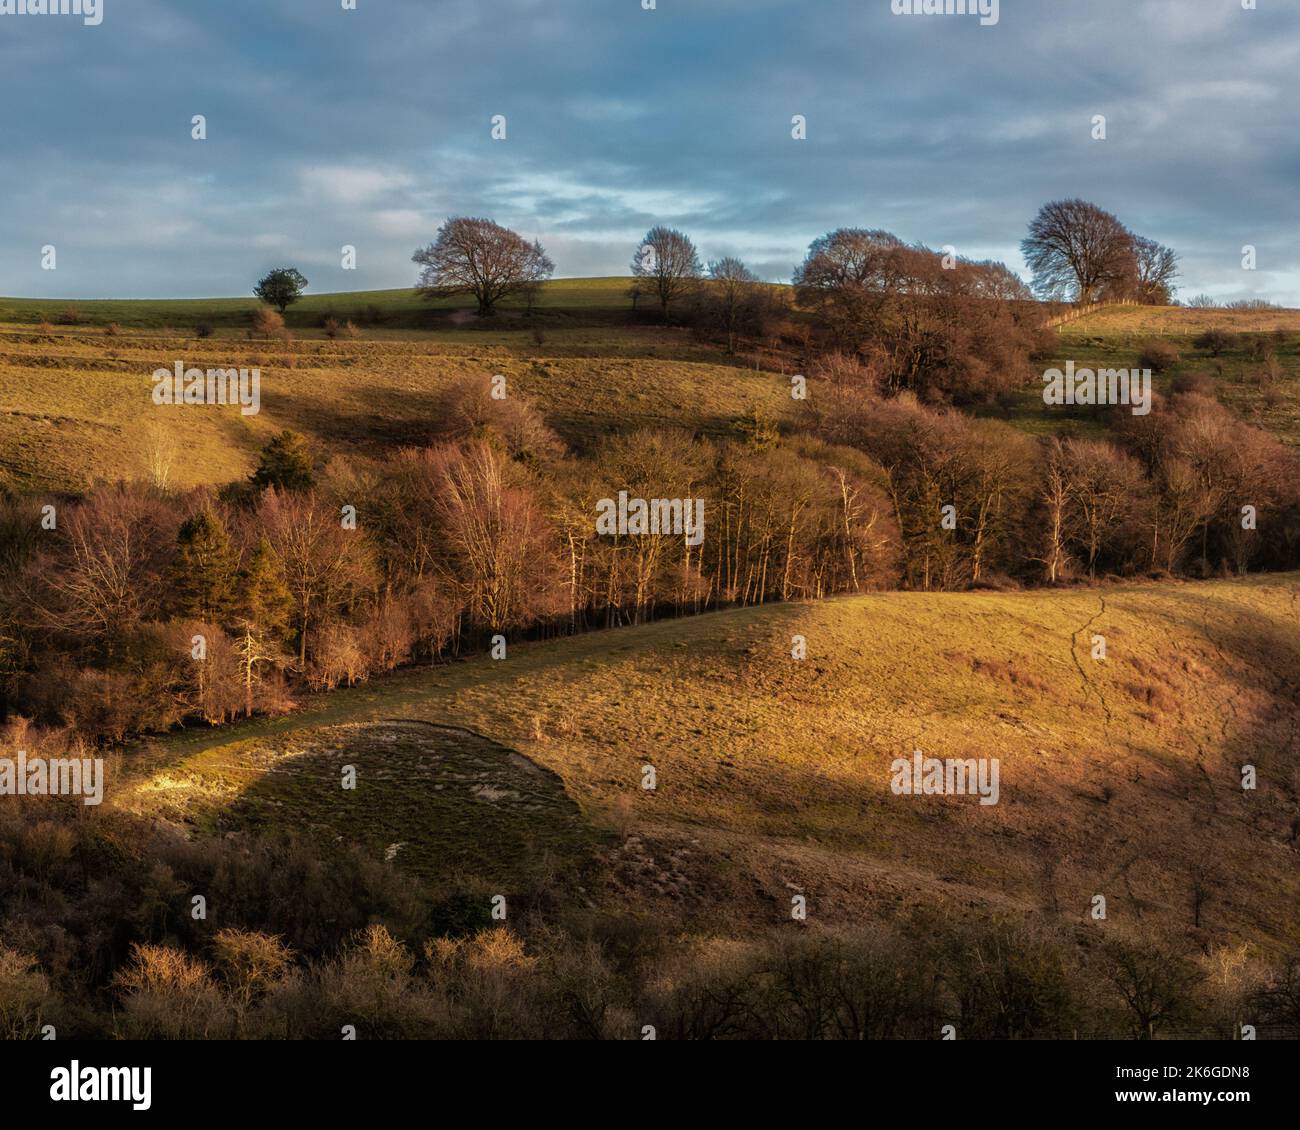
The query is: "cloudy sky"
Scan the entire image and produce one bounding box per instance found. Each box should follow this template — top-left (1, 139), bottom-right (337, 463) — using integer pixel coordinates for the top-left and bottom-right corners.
top-left (2, 0), bottom-right (1298, 302)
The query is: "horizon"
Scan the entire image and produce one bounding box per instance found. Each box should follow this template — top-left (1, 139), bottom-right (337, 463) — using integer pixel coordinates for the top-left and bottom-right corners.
top-left (3, 276), bottom-right (1295, 311)
top-left (2, 0), bottom-right (1298, 303)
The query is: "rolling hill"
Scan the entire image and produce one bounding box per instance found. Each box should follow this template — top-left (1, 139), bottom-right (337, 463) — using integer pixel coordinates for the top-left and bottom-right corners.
top-left (4, 281), bottom-right (1300, 494)
top-left (116, 572), bottom-right (1300, 952)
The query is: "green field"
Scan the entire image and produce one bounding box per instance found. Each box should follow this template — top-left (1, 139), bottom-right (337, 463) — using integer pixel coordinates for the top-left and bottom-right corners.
top-left (0, 278), bottom-right (639, 330)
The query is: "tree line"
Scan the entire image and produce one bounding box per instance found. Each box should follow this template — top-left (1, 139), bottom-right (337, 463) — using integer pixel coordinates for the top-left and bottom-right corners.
top-left (1, 354), bottom-right (1296, 742)
top-left (402, 199), bottom-right (1178, 319)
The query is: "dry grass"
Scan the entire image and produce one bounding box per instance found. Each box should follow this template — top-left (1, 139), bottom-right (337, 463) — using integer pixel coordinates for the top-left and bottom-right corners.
top-left (0, 322), bottom-right (795, 491)
top-left (119, 573), bottom-right (1300, 950)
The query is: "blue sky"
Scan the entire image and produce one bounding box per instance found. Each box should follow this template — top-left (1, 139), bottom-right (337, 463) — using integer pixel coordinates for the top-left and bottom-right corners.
top-left (2, 0), bottom-right (1298, 302)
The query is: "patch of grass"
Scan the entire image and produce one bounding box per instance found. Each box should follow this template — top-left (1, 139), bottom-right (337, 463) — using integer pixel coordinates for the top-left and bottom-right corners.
top-left (125, 720), bottom-right (596, 889)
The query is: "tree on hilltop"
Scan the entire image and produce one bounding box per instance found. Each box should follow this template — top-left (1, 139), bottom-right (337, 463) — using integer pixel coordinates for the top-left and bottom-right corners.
top-left (413, 217), bottom-right (554, 316)
top-left (254, 267), bottom-right (309, 313)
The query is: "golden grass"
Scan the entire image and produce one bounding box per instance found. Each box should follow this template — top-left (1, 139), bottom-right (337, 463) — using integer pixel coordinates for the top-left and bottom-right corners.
top-left (0, 323), bottom-right (795, 491)
top-left (120, 573), bottom-right (1300, 947)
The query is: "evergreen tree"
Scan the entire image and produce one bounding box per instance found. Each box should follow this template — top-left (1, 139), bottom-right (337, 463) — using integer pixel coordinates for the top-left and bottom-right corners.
top-left (250, 430), bottom-right (316, 492)
top-left (232, 537), bottom-right (292, 716)
top-left (168, 509), bottom-right (238, 623)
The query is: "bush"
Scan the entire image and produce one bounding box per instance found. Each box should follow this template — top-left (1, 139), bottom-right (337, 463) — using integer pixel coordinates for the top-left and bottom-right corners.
top-left (1254, 356), bottom-right (1283, 387)
top-left (322, 317), bottom-right (358, 340)
top-left (1193, 327), bottom-right (1231, 357)
top-left (250, 307), bottom-right (285, 338)
top-left (0, 947), bottom-right (58, 1039)
top-left (194, 322), bottom-right (214, 339)
top-left (112, 944), bottom-right (230, 1039)
top-left (1137, 340), bottom-right (1180, 373)
top-left (1171, 370), bottom-right (1216, 398)
top-left (1243, 333), bottom-right (1273, 362)
top-left (429, 373), bottom-right (563, 462)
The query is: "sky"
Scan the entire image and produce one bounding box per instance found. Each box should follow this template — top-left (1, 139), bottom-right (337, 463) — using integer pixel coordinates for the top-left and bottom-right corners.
top-left (1, 0), bottom-right (1298, 302)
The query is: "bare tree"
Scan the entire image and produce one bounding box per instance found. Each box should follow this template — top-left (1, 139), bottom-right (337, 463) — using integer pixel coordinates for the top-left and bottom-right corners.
top-left (705, 256), bottom-right (765, 353)
top-left (1060, 439), bottom-right (1148, 577)
top-left (413, 217), bottom-right (554, 315)
top-left (1132, 236), bottom-right (1180, 304)
top-left (631, 226), bottom-right (702, 320)
top-left (793, 227), bottom-right (905, 344)
top-left (257, 490), bottom-right (377, 668)
top-left (29, 486), bottom-right (176, 658)
top-left (428, 441), bottom-right (564, 633)
top-left (1021, 199), bottom-right (1135, 303)
top-left (1037, 439), bottom-right (1074, 583)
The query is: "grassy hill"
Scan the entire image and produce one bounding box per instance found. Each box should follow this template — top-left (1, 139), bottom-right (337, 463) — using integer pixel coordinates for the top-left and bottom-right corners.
top-left (117, 572), bottom-right (1300, 951)
top-left (0, 278), bottom-right (639, 330)
top-left (991, 302), bottom-right (1300, 444)
top-left (0, 323), bottom-right (794, 492)
top-left (5, 282), bottom-right (1300, 493)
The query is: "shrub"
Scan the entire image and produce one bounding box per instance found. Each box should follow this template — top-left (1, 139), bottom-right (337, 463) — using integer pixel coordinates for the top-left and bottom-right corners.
top-left (429, 373), bottom-right (563, 462)
top-left (211, 929), bottom-right (294, 1006)
top-left (1171, 370), bottom-right (1216, 398)
top-left (250, 307), bottom-right (285, 338)
top-left (112, 944), bottom-right (230, 1039)
top-left (0, 947), bottom-right (57, 1040)
top-left (1137, 340), bottom-right (1180, 373)
top-left (322, 317), bottom-right (358, 340)
top-left (1244, 333), bottom-right (1273, 362)
top-left (1193, 327), bottom-right (1231, 356)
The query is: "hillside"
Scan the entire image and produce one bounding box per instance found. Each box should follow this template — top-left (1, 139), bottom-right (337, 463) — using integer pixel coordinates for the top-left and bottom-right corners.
top-left (118, 572), bottom-right (1300, 952)
top-left (0, 278), bottom-right (639, 329)
top-left (987, 303), bottom-right (1300, 445)
top-left (5, 283), bottom-right (1300, 493)
top-left (0, 322), bottom-right (794, 492)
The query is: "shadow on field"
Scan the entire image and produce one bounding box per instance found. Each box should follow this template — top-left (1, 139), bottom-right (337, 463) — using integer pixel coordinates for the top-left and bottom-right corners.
top-left (215, 719), bottom-right (597, 891)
